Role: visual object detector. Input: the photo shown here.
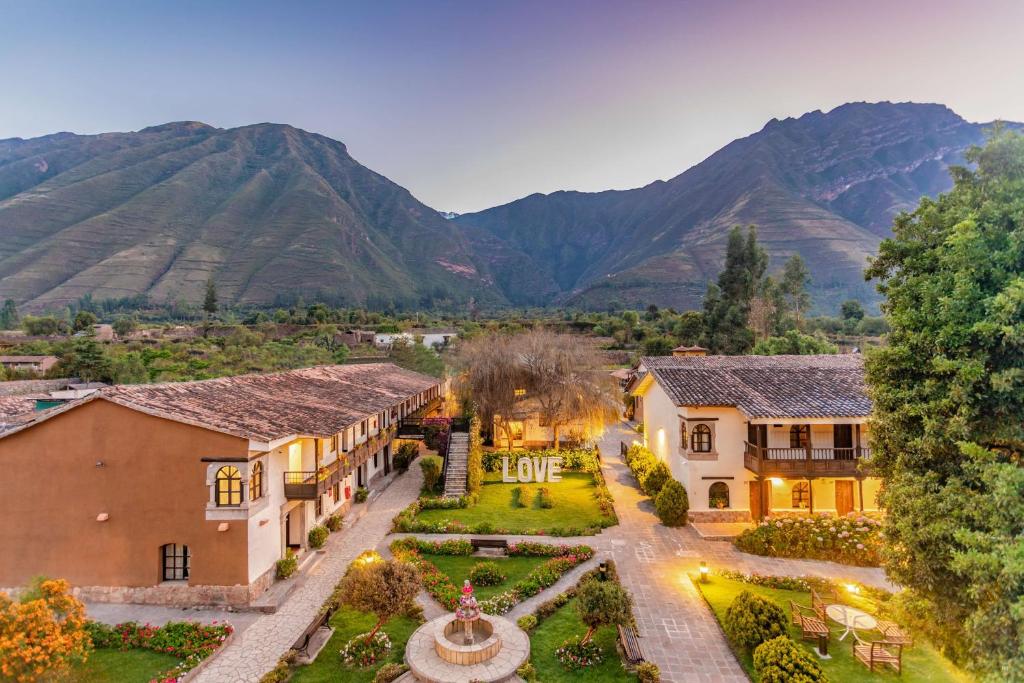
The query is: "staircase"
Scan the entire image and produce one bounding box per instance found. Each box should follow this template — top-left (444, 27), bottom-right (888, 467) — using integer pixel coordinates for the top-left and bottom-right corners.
top-left (442, 432), bottom-right (469, 498)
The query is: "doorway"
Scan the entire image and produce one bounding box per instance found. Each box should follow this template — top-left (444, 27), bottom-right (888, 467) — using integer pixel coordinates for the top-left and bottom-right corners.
top-left (749, 480), bottom-right (770, 520)
top-left (835, 480), bottom-right (854, 516)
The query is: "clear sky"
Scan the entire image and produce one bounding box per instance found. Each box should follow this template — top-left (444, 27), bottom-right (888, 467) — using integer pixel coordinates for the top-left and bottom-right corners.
top-left (2, 0), bottom-right (1022, 213)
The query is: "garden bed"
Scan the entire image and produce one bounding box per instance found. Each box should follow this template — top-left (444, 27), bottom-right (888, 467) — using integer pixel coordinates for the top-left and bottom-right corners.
top-left (67, 648), bottom-right (181, 682)
top-left (733, 513), bottom-right (883, 566)
top-left (695, 573), bottom-right (972, 683)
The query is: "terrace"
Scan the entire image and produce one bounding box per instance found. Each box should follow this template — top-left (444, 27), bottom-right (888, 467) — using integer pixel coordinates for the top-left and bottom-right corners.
top-left (283, 426), bottom-right (397, 500)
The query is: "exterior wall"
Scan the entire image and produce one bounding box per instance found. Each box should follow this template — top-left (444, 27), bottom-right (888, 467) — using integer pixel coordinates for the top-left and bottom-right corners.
top-left (0, 399), bottom-right (250, 596)
top-left (492, 415), bottom-right (596, 449)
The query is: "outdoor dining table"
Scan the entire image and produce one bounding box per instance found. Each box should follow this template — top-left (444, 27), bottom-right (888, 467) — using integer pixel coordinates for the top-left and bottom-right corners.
top-left (825, 603), bottom-right (877, 641)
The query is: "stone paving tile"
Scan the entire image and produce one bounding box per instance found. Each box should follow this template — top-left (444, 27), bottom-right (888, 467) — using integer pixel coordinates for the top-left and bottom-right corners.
top-left (192, 466), bottom-right (424, 683)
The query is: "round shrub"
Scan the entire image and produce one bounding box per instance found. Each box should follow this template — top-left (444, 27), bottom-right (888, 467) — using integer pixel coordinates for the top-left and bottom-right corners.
top-left (308, 524), bottom-right (329, 549)
top-left (723, 590), bottom-right (788, 652)
top-left (537, 487), bottom-right (553, 509)
top-left (420, 455), bottom-right (443, 492)
top-left (516, 661), bottom-right (538, 682)
top-left (325, 514), bottom-right (343, 532)
top-left (468, 560), bottom-right (507, 587)
top-left (753, 636), bottom-right (828, 683)
top-left (640, 461), bottom-right (671, 496)
top-left (276, 549), bottom-right (298, 579)
top-left (517, 614), bottom-right (538, 631)
top-left (654, 479), bottom-right (689, 526)
top-left (373, 662), bottom-right (410, 683)
top-left (636, 662), bottom-right (661, 683)
top-left (340, 631), bottom-right (391, 667)
top-left (556, 635), bottom-right (604, 670)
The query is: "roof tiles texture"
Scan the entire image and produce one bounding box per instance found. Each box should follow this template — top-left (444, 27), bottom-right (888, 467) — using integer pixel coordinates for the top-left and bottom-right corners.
top-left (640, 354), bottom-right (871, 418)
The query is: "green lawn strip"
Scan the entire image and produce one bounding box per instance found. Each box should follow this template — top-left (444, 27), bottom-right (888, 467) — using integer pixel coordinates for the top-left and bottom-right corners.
top-left (696, 575), bottom-right (974, 683)
top-left (290, 607), bottom-right (419, 683)
top-left (426, 555), bottom-right (551, 600)
top-left (529, 597), bottom-right (637, 683)
top-left (65, 648), bottom-right (181, 683)
top-left (414, 471), bottom-right (607, 534)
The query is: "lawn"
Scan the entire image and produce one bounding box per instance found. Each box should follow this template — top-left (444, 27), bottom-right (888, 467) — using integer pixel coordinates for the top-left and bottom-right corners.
top-left (696, 575), bottom-right (974, 683)
top-left (63, 648), bottom-right (180, 682)
top-left (414, 471), bottom-right (609, 534)
top-left (427, 554), bottom-right (551, 599)
top-left (529, 597), bottom-right (638, 683)
top-left (290, 606), bottom-right (420, 683)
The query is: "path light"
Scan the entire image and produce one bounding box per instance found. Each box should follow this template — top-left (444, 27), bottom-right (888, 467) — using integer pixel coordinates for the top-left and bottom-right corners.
top-left (699, 561), bottom-right (709, 583)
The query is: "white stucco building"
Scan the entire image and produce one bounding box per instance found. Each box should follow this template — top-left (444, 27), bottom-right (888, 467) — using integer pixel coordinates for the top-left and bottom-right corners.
top-left (629, 353), bottom-right (880, 522)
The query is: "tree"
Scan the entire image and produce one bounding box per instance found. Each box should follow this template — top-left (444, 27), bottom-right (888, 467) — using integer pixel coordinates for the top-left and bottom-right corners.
top-left (22, 316), bottom-right (63, 336)
top-left (641, 335), bottom-right (675, 356)
top-left (456, 333), bottom-right (527, 449)
top-left (389, 339), bottom-right (443, 378)
top-left (112, 316), bottom-right (137, 338)
top-left (702, 226), bottom-right (767, 354)
top-left (779, 254), bottom-right (811, 328)
top-left (620, 311), bottom-right (639, 344)
top-left (751, 330), bottom-right (837, 355)
top-left (72, 310), bottom-right (97, 333)
top-left (58, 336), bottom-right (113, 384)
top-left (840, 299), bottom-right (865, 322)
top-left (672, 311), bottom-right (705, 345)
top-left (0, 299), bottom-right (18, 330)
top-left (654, 478), bottom-right (689, 526)
top-left (203, 278), bottom-right (218, 316)
top-left (864, 130), bottom-right (1024, 678)
top-left (575, 579), bottom-right (632, 645)
top-left (0, 578), bottom-right (90, 682)
top-left (339, 559), bottom-right (420, 642)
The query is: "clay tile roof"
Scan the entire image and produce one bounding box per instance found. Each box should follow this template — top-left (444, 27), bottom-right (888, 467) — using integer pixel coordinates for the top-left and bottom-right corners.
top-left (99, 363), bottom-right (440, 442)
top-left (639, 354), bottom-right (870, 418)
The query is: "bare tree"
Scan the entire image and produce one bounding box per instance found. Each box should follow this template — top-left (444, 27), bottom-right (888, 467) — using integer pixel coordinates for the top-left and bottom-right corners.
top-left (456, 333), bottom-right (527, 449)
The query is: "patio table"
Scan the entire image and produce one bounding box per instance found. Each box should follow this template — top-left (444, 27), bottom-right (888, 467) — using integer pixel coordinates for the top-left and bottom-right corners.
top-left (825, 604), bottom-right (877, 641)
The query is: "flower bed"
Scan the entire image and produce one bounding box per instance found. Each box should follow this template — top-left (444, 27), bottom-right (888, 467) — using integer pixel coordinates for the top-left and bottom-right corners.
top-left (85, 619), bottom-right (233, 681)
top-left (733, 512), bottom-right (883, 566)
top-left (390, 539), bottom-right (593, 614)
top-left (482, 448), bottom-right (601, 474)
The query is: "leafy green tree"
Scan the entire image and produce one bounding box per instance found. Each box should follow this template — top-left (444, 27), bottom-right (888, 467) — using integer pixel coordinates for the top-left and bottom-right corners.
top-left (112, 316), bottom-right (137, 338)
top-left (203, 278), bottom-right (218, 316)
top-left (72, 310), bottom-right (97, 333)
top-left (865, 130), bottom-right (1024, 679)
top-left (22, 315), bottom-right (64, 336)
top-left (672, 311), bottom-right (705, 345)
top-left (621, 310), bottom-right (640, 344)
top-left (703, 226), bottom-right (766, 354)
top-left (779, 254), bottom-right (811, 327)
top-left (58, 336), bottom-right (114, 383)
top-left (840, 299), bottom-right (865, 322)
top-left (751, 330), bottom-right (837, 355)
top-left (389, 339), bottom-right (444, 378)
top-left (339, 559), bottom-right (420, 642)
top-left (0, 299), bottom-right (18, 330)
top-left (641, 335), bottom-right (675, 356)
top-left (575, 579), bottom-right (632, 644)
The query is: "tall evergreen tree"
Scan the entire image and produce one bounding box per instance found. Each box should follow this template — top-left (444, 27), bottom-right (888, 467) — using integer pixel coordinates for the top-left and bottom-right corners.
top-left (702, 225), bottom-right (766, 354)
top-left (203, 278), bottom-right (218, 316)
top-left (865, 130), bottom-right (1024, 679)
top-left (780, 254), bottom-right (811, 327)
top-left (0, 299), bottom-right (18, 330)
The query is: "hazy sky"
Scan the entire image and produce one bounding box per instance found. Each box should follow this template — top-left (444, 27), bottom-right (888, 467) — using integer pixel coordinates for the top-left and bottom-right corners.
top-left (2, 0), bottom-right (1023, 213)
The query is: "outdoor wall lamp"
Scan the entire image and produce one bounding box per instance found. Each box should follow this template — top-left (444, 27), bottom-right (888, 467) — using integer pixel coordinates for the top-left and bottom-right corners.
top-left (699, 561), bottom-right (709, 583)
top-left (96, 513), bottom-right (109, 522)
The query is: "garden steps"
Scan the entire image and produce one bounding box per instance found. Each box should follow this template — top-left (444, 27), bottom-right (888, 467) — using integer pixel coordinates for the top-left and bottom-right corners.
top-left (442, 432), bottom-right (470, 497)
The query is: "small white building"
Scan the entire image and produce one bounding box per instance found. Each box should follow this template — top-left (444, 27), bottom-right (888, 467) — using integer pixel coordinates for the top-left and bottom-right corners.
top-left (374, 328), bottom-right (458, 350)
top-left (629, 353), bottom-right (880, 522)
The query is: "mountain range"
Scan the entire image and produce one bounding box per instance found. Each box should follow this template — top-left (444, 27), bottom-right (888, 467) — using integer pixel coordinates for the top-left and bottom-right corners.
top-left (0, 102), bottom-right (1013, 312)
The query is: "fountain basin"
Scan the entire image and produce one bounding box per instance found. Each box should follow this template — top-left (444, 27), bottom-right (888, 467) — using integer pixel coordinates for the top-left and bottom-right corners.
top-left (406, 614), bottom-right (529, 683)
top-left (436, 618), bottom-right (500, 664)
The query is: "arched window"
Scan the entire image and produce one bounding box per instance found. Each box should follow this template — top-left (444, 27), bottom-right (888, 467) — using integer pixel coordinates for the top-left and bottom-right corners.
top-left (216, 466), bottom-right (242, 507)
top-left (792, 482), bottom-right (810, 509)
top-left (249, 461), bottom-right (263, 502)
top-left (161, 543), bottom-right (190, 581)
top-left (708, 482), bottom-right (730, 509)
top-left (692, 424), bottom-right (712, 452)
top-left (790, 425), bottom-right (809, 449)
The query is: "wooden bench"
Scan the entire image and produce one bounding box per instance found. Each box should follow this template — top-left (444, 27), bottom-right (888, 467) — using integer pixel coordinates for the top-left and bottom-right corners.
top-left (810, 587), bottom-right (840, 621)
top-left (470, 538), bottom-right (509, 550)
top-left (876, 619), bottom-right (913, 648)
top-left (853, 632), bottom-right (903, 674)
top-left (292, 608), bottom-right (333, 657)
top-left (617, 624), bottom-right (645, 664)
top-left (790, 601), bottom-right (829, 656)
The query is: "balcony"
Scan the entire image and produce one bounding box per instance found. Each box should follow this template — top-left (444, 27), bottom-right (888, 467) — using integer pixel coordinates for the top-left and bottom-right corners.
top-left (743, 441), bottom-right (871, 478)
top-left (283, 425), bottom-right (397, 500)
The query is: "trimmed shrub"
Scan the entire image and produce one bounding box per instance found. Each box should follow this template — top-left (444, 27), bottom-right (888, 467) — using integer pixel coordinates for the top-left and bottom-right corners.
top-left (636, 662), bottom-right (661, 682)
top-left (373, 663), bottom-right (410, 683)
top-left (467, 415), bottom-right (484, 494)
top-left (517, 614), bottom-right (538, 631)
top-left (654, 479), bottom-right (689, 526)
top-left (753, 636), bottom-right (828, 683)
top-left (734, 513), bottom-right (883, 566)
top-left (276, 549), bottom-right (298, 579)
top-left (340, 631), bottom-right (391, 667)
top-left (723, 590), bottom-right (788, 652)
top-left (308, 525), bottom-right (329, 549)
top-left (516, 661), bottom-right (539, 682)
top-left (537, 487), bottom-right (553, 509)
top-left (468, 560), bottom-right (507, 586)
top-left (393, 442), bottom-right (419, 472)
top-left (355, 486), bottom-right (369, 503)
top-left (420, 455), bottom-right (443, 492)
top-left (556, 635), bottom-right (604, 670)
top-left (325, 514), bottom-right (343, 532)
top-left (511, 485), bottom-right (526, 508)
top-left (640, 461), bottom-right (671, 496)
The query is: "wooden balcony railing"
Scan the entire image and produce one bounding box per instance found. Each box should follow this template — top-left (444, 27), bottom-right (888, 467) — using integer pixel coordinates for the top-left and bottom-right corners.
top-left (743, 441), bottom-right (871, 478)
top-left (283, 425), bottom-right (397, 500)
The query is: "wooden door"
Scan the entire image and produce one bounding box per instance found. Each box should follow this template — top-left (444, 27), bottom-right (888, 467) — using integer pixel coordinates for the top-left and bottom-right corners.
top-left (835, 481), bottom-right (854, 516)
top-left (749, 481), bottom-right (769, 520)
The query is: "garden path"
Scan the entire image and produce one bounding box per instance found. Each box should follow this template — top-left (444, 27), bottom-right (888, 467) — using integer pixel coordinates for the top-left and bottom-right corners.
top-left (192, 465), bottom-right (425, 683)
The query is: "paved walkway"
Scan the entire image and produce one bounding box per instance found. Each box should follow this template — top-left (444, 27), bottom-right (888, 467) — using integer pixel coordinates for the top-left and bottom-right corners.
top-left (192, 466), bottom-right (425, 683)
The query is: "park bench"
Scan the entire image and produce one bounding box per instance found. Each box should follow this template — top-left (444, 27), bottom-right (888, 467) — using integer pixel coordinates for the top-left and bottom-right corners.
top-left (617, 624), bottom-right (645, 664)
top-left (876, 619), bottom-right (913, 648)
top-left (810, 586), bottom-right (840, 621)
top-left (853, 632), bottom-right (903, 674)
top-left (790, 601), bottom-right (830, 656)
top-left (292, 608), bottom-right (333, 658)
top-left (470, 538), bottom-right (509, 551)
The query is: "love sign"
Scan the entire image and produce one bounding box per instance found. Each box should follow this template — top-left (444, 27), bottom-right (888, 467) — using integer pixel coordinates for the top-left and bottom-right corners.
top-left (501, 456), bottom-right (563, 483)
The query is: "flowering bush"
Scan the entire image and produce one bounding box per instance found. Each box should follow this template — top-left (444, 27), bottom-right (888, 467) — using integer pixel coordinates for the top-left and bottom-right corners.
top-left (418, 496), bottom-right (469, 510)
top-left (556, 635), bottom-right (604, 670)
top-left (85, 619), bottom-right (233, 681)
top-left (308, 525), bottom-right (329, 549)
top-left (507, 542), bottom-right (593, 557)
top-left (468, 561), bottom-right (506, 586)
top-left (734, 512), bottom-right (883, 566)
top-left (716, 570), bottom-right (814, 592)
top-left (0, 579), bottom-right (89, 683)
top-left (482, 448), bottom-right (601, 473)
top-left (340, 631), bottom-right (391, 667)
top-left (479, 590), bottom-right (518, 615)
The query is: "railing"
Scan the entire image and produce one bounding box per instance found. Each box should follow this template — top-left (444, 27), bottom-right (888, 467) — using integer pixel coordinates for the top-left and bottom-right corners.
top-left (743, 441), bottom-right (870, 477)
top-left (283, 425), bottom-right (397, 499)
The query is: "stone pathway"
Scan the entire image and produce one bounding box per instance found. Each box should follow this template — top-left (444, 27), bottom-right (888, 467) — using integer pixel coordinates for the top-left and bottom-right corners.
top-left (192, 465), bottom-right (425, 683)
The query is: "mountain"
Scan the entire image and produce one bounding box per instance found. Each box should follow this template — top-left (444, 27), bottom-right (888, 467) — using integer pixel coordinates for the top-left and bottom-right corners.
top-left (456, 102), bottom-right (1012, 312)
top-left (0, 122), bottom-right (505, 311)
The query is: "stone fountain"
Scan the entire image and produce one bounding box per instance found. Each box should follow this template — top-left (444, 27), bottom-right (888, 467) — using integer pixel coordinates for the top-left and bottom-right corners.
top-left (405, 580), bottom-right (529, 682)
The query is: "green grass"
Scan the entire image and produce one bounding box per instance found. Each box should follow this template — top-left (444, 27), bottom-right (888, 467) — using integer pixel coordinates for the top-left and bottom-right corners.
top-left (415, 471), bottom-right (609, 533)
top-left (64, 648), bottom-right (180, 682)
top-left (290, 607), bottom-right (420, 682)
top-left (426, 555), bottom-right (550, 599)
top-left (528, 597), bottom-right (638, 683)
top-left (696, 575), bottom-right (974, 683)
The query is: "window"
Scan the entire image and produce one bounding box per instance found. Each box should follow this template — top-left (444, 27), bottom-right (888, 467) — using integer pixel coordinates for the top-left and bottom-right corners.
top-left (248, 461), bottom-right (263, 502)
top-left (331, 434), bottom-right (338, 453)
top-left (790, 425), bottom-right (809, 449)
top-left (680, 422), bottom-right (688, 449)
top-left (215, 466), bottom-right (242, 506)
top-left (360, 421), bottom-right (367, 437)
top-left (792, 482), bottom-right (810, 509)
top-left (691, 424), bottom-right (712, 452)
top-left (315, 496), bottom-right (323, 518)
top-left (332, 482), bottom-right (340, 500)
top-left (373, 452), bottom-right (379, 468)
top-left (708, 482), bottom-right (730, 509)
top-left (161, 543), bottom-right (190, 581)
top-left (514, 388), bottom-right (526, 397)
